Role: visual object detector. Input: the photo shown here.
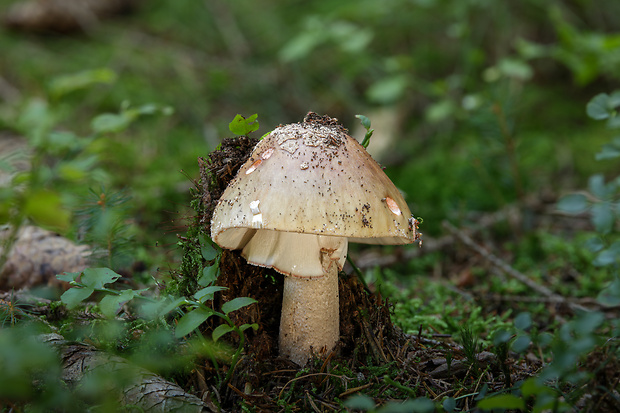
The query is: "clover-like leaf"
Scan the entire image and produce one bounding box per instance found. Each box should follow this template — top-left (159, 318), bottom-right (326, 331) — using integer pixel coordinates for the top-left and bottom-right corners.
top-left (514, 312), bottom-right (532, 331)
top-left (557, 194), bottom-right (588, 214)
top-left (200, 235), bottom-right (220, 261)
top-left (229, 114), bottom-right (259, 136)
top-left (511, 334), bottom-right (531, 353)
top-left (56, 271), bottom-right (81, 283)
top-left (99, 289), bottom-right (147, 318)
top-left (586, 93), bottom-right (611, 120)
top-left (590, 202), bottom-right (615, 234)
top-left (61, 287), bottom-right (95, 309)
top-left (80, 268), bottom-right (121, 289)
top-left (198, 264), bottom-right (219, 287)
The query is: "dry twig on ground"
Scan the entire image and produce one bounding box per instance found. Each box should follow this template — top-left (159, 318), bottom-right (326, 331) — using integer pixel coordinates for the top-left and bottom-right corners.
top-left (442, 220), bottom-right (590, 314)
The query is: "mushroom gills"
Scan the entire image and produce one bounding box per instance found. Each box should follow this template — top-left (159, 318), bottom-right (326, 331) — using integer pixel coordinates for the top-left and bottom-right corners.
top-left (241, 230), bottom-right (348, 278)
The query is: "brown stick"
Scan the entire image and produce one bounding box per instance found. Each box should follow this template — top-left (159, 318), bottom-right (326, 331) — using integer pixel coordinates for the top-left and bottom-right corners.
top-left (353, 204), bottom-right (524, 271)
top-left (442, 220), bottom-right (590, 313)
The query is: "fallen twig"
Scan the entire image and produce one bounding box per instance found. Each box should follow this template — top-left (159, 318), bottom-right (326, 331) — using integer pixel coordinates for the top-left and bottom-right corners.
top-left (443, 220), bottom-right (590, 314)
top-left (353, 204), bottom-right (525, 271)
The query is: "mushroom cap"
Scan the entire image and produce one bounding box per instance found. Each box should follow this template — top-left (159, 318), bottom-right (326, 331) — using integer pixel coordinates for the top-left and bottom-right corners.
top-left (210, 113), bottom-right (416, 277)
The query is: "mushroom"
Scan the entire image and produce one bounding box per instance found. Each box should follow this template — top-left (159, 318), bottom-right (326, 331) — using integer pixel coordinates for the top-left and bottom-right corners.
top-left (210, 113), bottom-right (418, 365)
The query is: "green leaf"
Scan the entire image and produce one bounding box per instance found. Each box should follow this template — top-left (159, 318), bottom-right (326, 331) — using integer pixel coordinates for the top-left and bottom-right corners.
top-left (588, 174), bottom-right (611, 199)
top-left (175, 307), bottom-right (214, 338)
top-left (492, 329), bottom-right (512, 346)
top-left (477, 394), bottom-right (525, 410)
top-left (56, 271), bottom-right (81, 283)
top-left (426, 99), bottom-right (456, 123)
top-left (278, 18), bottom-right (326, 61)
top-left (23, 190), bottom-right (70, 230)
top-left (140, 296), bottom-right (187, 320)
top-left (221, 297), bottom-right (257, 315)
top-left (520, 377), bottom-right (546, 397)
top-left (608, 91), bottom-right (620, 109)
top-left (443, 397), bottom-right (456, 412)
top-left (48, 68), bottom-right (117, 99)
top-left (497, 58), bottom-right (533, 81)
top-left (91, 113), bottom-right (133, 134)
top-left (556, 194), bottom-right (588, 214)
top-left (514, 312), bottom-right (532, 330)
top-left (99, 289), bottom-right (146, 318)
top-left (194, 286), bottom-right (228, 303)
top-left (596, 138), bottom-right (620, 160)
top-left (45, 131), bottom-right (82, 153)
top-left (156, 296), bottom-right (188, 317)
top-left (239, 323), bottom-right (258, 333)
top-left (198, 264), bottom-right (219, 287)
top-left (584, 236), bottom-right (605, 253)
top-left (212, 324), bottom-right (235, 342)
top-left (597, 277), bottom-right (620, 306)
top-left (590, 202), bottom-right (615, 234)
top-left (356, 114), bottom-right (374, 148)
top-left (511, 334), bottom-right (531, 353)
top-left (571, 310), bottom-right (605, 335)
top-left (61, 287), bottom-right (95, 309)
top-left (593, 247), bottom-right (618, 267)
top-left (200, 236), bottom-right (219, 261)
top-left (58, 156), bottom-right (98, 182)
top-left (344, 394), bottom-right (376, 410)
top-left (80, 268), bottom-right (122, 289)
top-left (586, 93), bottom-right (611, 120)
top-left (228, 114), bottom-right (259, 136)
top-left (355, 114), bottom-right (372, 130)
top-left (17, 98), bottom-right (54, 141)
top-left (366, 75), bottom-right (409, 105)
top-left (394, 398), bottom-right (435, 413)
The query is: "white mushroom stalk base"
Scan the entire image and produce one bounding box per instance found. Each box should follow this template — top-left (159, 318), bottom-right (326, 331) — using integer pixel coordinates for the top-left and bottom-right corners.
top-left (279, 264), bottom-right (339, 366)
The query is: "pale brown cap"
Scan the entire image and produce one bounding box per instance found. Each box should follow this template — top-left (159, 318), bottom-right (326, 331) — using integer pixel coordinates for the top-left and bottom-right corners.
top-left (210, 113), bottom-right (416, 277)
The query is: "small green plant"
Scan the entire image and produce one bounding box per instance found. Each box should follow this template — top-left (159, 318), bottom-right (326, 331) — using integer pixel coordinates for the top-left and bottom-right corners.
top-left (0, 292), bottom-right (33, 327)
top-left (356, 114), bottom-right (374, 148)
top-left (459, 325), bottom-right (481, 374)
top-left (58, 267), bottom-right (149, 317)
top-left (0, 68), bottom-right (172, 273)
top-left (558, 91), bottom-right (620, 306)
top-left (474, 91), bottom-right (620, 412)
top-left (57, 235), bottom-right (258, 387)
top-left (228, 113), bottom-right (259, 136)
top-left (75, 187), bottom-right (135, 269)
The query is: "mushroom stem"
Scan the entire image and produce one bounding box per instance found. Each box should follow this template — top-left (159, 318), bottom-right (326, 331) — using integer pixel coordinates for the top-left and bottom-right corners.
top-left (279, 264), bottom-right (339, 366)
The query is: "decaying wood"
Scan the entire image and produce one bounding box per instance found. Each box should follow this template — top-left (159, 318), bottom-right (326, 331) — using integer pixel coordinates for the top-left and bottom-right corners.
top-left (0, 225), bottom-right (90, 291)
top-left (41, 333), bottom-right (215, 412)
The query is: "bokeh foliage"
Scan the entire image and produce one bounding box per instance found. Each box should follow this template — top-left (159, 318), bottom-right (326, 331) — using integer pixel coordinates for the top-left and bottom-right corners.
top-left (0, 0), bottom-right (620, 411)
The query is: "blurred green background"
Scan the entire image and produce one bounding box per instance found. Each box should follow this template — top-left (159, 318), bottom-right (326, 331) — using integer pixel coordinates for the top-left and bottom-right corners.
top-left (1, 1), bottom-right (620, 410)
top-left (1, 0), bottom-right (619, 268)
